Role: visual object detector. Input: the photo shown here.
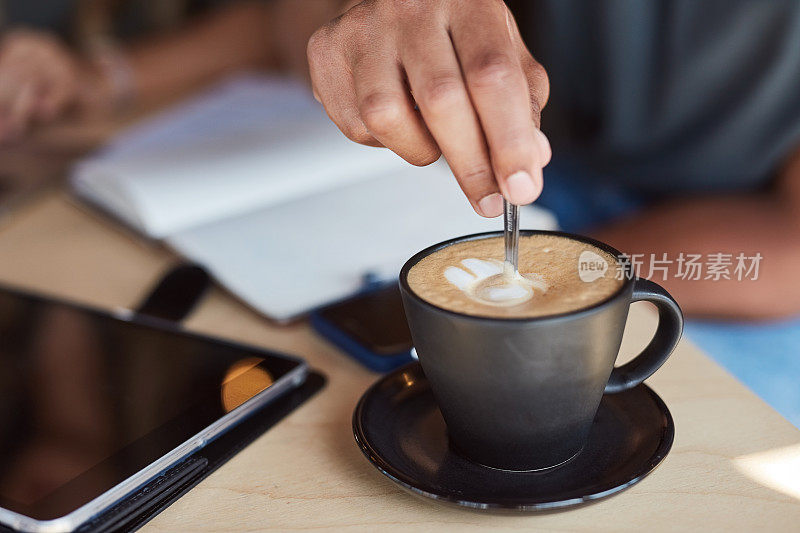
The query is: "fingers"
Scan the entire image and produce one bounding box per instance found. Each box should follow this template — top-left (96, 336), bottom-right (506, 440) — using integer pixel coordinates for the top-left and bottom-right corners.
top-left (307, 26), bottom-right (381, 148)
top-left (505, 5), bottom-right (550, 128)
top-left (0, 60), bottom-right (37, 140)
top-left (308, 10), bottom-right (443, 167)
top-left (307, 0), bottom-right (551, 216)
top-left (400, 19), bottom-right (504, 217)
top-left (0, 31), bottom-right (79, 140)
top-left (37, 80), bottom-right (72, 121)
top-left (449, 2), bottom-right (547, 206)
top-left (36, 57), bottom-right (77, 120)
top-left (352, 50), bottom-right (440, 166)
top-left (8, 82), bottom-right (38, 135)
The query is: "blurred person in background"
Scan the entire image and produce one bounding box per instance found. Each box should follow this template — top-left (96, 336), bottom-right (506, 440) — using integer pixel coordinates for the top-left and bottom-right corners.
top-left (0, 0), bottom-right (339, 142)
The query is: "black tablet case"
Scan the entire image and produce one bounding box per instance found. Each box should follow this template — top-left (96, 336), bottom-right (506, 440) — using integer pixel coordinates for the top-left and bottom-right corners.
top-left (76, 371), bottom-right (326, 533)
top-left (1, 263), bottom-right (326, 533)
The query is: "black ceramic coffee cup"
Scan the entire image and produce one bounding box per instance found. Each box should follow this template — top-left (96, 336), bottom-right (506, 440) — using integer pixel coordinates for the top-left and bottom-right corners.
top-left (399, 230), bottom-right (683, 471)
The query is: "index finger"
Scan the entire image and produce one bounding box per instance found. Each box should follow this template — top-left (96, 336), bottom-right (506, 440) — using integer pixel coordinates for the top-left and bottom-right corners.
top-left (450, 3), bottom-right (547, 206)
top-left (400, 20), bottom-right (504, 217)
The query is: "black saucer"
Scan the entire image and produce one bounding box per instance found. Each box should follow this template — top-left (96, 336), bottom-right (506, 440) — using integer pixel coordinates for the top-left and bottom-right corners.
top-left (353, 363), bottom-right (674, 512)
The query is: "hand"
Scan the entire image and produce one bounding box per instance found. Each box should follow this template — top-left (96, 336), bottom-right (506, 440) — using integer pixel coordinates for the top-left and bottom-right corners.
top-left (0, 29), bottom-right (112, 142)
top-left (307, 0), bottom-right (551, 217)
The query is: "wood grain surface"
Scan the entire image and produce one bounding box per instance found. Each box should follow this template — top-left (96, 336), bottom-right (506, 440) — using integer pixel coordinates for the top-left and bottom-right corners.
top-left (0, 190), bottom-right (798, 532)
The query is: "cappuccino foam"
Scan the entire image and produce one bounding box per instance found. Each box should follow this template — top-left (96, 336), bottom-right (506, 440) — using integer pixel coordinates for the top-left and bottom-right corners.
top-left (407, 235), bottom-right (624, 318)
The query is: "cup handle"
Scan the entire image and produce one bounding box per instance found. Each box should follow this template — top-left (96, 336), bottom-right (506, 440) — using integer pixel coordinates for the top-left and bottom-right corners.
top-left (604, 278), bottom-right (684, 393)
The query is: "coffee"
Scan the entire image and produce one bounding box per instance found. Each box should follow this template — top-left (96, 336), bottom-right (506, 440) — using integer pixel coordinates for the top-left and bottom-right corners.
top-left (407, 234), bottom-right (624, 318)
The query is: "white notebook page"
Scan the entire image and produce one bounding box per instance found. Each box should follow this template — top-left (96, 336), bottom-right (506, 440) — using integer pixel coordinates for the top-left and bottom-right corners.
top-left (167, 162), bottom-right (556, 321)
top-left (72, 75), bottom-right (412, 237)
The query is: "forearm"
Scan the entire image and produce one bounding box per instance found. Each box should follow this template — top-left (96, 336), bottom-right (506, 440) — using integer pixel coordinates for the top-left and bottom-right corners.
top-left (123, 1), bottom-right (274, 105)
top-left (119, 0), bottom-right (351, 105)
top-left (592, 193), bottom-right (800, 320)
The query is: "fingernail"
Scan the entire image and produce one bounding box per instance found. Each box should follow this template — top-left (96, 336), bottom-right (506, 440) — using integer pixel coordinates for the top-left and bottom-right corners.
top-left (534, 128), bottom-right (552, 166)
top-left (505, 171), bottom-right (537, 205)
top-left (477, 193), bottom-right (504, 217)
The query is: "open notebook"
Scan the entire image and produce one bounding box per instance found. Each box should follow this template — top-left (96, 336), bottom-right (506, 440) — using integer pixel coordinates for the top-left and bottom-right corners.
top-left (72, 74), bottom-right (556, 321)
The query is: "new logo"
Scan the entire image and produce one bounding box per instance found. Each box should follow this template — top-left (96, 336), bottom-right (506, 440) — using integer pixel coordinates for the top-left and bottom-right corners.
top-left (578, 250), bottom-right (608, 282)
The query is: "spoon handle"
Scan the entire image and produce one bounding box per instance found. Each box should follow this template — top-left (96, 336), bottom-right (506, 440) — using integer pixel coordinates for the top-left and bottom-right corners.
top-left (503, 200), bottom-right (520, 276)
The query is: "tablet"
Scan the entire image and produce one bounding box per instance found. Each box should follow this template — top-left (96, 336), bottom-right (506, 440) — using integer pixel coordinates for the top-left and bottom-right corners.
top-left (0, 285), bottom-right (307, 533)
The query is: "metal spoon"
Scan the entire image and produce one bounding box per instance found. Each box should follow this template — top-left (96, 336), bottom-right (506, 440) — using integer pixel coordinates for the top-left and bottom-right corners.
top-left (503, 199), bottom-right (519, 278)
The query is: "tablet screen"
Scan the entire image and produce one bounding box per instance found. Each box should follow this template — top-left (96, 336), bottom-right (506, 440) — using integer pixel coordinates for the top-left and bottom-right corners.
top-left (0, 286), bottom-right (302, 521)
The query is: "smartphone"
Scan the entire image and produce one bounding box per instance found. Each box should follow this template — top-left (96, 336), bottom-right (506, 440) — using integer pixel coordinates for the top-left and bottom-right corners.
top-left (310, 283), bottom-right (415, 372)
top-left (0, 285), bottom-right (307, 533)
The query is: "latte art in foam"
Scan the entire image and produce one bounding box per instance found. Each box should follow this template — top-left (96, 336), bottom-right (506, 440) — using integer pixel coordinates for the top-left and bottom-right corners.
top-left (407, 234), bottom-right (625, 318)
top-left (443, 258), bottom-right (548, 307)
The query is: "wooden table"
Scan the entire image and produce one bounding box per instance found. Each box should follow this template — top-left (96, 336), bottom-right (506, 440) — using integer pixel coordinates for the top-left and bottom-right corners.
top-left (1, 170), bottom-right (799, 531)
